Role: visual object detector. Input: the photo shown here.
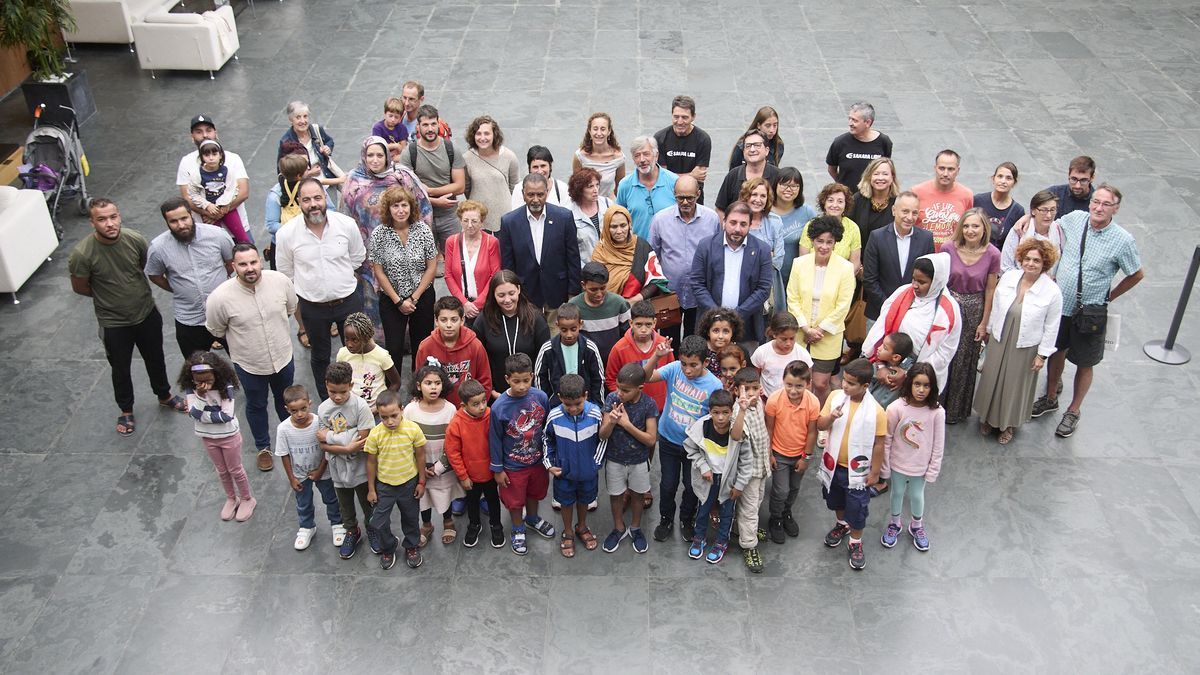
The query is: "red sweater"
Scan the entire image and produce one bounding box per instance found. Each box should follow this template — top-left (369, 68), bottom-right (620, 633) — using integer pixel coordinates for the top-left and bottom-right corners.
top-left (604, 329), bottom-right (674, 412)
top-left (414, 325), bottom-right (492, 406)
top-left (445, 406), bottom-right (492, 483)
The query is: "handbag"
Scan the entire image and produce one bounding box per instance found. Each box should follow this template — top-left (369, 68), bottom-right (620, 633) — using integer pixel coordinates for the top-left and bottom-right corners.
top-left (1072, 223), bottom-right (1107, 335)
top-left (649, 292), bottom-right (682, 329)
top-left (459, 237), bottom-right (473, 302)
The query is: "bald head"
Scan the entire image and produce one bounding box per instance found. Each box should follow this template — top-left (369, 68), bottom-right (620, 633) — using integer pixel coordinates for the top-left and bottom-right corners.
top-left (674, 175), bottom-right (700, 218)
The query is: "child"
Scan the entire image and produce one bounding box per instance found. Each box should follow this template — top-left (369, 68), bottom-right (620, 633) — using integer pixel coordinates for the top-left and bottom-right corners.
top-left (372, 96), bottom-right (409, 161)
top-left (604, 299), bottom-right (673, 411)
top-left (276, 384), bottom-right (344, 551)
top-left (188, 139), bottom-right (251, 244)
top-left (728, 367), bottom-right (771, 571)
top-left (751, 311), bottom-right (814, 396)
top-left (717, 344), bottom-right (747, 393)
top-left (643, 334), bottom-right (724, 543)
top-left (415, 296), bottom-right (493, 406)
top-left (405, 365), bottom-right (464, 547)
top-left (880, 362), bottom-right (944, 552)
top-left (544, 374), bottom-right (605, 557)
top-left (317, 362), bottom-right (375, 560)
top-left (535, 303), bottom-right (604, 407)
top-left (697, 307), bottom-right (744, 378)
top-left (179, 351), bottom-right (255, 522)
top-left (365, 390), bottom-right (427, 570)
top-left (489, 353), bottom-right (556, 555)
top-left (868, 332), bottom-right (915, 410)
top-left (445, 378), bottom-right (505, 548)
top-left (337, 312), bottom-right (402, 411)
top-left (684, 389), bottom-right (751, 564)
top-left (764, 360), bottom-right (820, 544)
top-left (599, 363), bottom-right (659, 553)
top-left (570, 262), bottom-right (631, 362)
top-left (816, 358), bottom-right (887, 571)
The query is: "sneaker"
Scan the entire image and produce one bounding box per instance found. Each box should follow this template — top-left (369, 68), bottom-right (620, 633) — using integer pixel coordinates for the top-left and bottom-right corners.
top-left (910, 523), bottom-right (930, 552)
top-left (602, 528), bottom-right (628, 553)
top-left (768, 517), bottom-right (786, 544)
top-left (339, 528), bottom-right (361, 559)
top-left (525, 515), bottom-right (556, 539)
top-left (1031, 396), bottom-right (1059, 418)
top-left (464, 523), bottom-right (482, 548)
top-left (743, 547), bottom-right (764, 573)
top-left (234, 497), bottom-right (256, 522)
top-left (220, 497), bottom-right (238, 521)
top-left (817, 430), bottom-right (829, 449)
top-left (680, 519), bottom-right (695, 543)
top-left (366, 526), bottom-right (382, 555)
top-left (294, 527), bottom-right (316, 551)
top-left (824, 522), bottom-right (851, 548)
top-left (450, 498), bottom-right (466, 517)
top-left (630, 528), bottom-right (648, 553)
top-left (705, 542), bottom-right (728, 564)
top-left (782, 512), bottom-right (800, 538)
top-left (1055, 411), bottom-right (1080, 438)
top-left (848, 541), bottom-right (866, 570)
top-left (551, 499), bottom-right (562, 512)
top-left (331, 523), bottom-right (347, 547)
top-left (756, 527), bottom-right (768, 542)
top-left (490, 526), bottom-right (505, 548)
top-left (380, 550), bottom-right (396, 570)
top-left (881, 522), bottom-right (901, 548)
top-left (511, 528), bottom-right (528, 555)
top-left (405, 547), bottom-right (423, 568)
top-left (586, 500), bottom-right (598, 512)
top-left (688, 538), bottom-right (706, 559)
top-left (653, 517), bottom-right (673, 542)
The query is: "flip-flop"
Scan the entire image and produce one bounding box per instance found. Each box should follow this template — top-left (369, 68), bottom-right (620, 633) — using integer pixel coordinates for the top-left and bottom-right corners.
top-left (642, 493), bottom-right (654, 509)
top-left (560, 533), bottom-right (575, 558)
top-left (159, 395), bottom-right (187, 412)
top-left (297, 330), bottom-right (310, 349)
top-left (441, 523), bottom-right (457, 545)
top-left (116, 414), bottom-right (135, 436)
top-left (575, 526), bottom-right (598, 551)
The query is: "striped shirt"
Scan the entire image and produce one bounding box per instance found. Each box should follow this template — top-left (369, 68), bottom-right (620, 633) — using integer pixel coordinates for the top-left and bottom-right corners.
top-left (404, 400), bottom-right (455, 467)
top-left (364, 419), bottom-right (425, 486)
top-left (145, 223), bottom-right (234, 325)
top-left (1054, 211), bottom-right (1141, 317)
top-left (734, 401), bottom-right (771, 479)
top-left (569, 292), bottom-right (631, 364)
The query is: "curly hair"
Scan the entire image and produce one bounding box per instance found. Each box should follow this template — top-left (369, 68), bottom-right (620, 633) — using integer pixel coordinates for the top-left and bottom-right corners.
top-left (410, 364), bottom-right (452, 402)
top-left (579, 112), bottom-right (620, 153)
top-left (804, 214), bottom-right (844, 244)
top-left (738, 177), bottom-right (775, 214)
top-left (466, 115), bottom-right (504, 151)
top-left (817, 182), bottom-right (855, 215)
top-left (698, 307), bottom-right (745, 345)
top-left (177, 351), bottom-right (240, 397)
top-left (568, 167), bottom-right (602, 204)
top-left (379, 186), bottom-right (419, 228)
top-left (1015, 236), bottom-right (1059, 272)
top-left (456, 199), bottom-right (488, 221)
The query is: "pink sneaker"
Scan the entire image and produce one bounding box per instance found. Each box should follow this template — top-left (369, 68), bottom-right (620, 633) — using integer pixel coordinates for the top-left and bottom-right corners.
top-left (220, 498), bottom-right (238, 521)
top-left (234, 497), bottom-right (257, 522)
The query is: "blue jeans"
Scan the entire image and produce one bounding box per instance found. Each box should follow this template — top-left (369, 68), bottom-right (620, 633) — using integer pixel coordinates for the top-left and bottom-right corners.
top-left (658, 439), bottom-right (697, 524)
top-left (234, 359), bottom-right (294, 449)
top-left (693, 475), bottom-right (736, 544)
top-left (294, 477), bottom-right (341, 529)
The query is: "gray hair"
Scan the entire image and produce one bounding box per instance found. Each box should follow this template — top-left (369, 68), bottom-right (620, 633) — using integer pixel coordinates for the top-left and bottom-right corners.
top-left (522, 172), bottom-right (549, 189)
top-left (630, 135), bottom-right (658, 154)
top-left (848, 101), bottom-right (875, 123)
top-left (285, 100), bottom-right (309, 118)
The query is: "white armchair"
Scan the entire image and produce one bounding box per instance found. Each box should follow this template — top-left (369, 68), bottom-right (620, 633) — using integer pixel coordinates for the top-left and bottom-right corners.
top-left (0, 186), bottom-right (59, 304)
top-left (131, 5), bottom-right (240, 79)
top-left (63, 0), bottom-right (171, 47)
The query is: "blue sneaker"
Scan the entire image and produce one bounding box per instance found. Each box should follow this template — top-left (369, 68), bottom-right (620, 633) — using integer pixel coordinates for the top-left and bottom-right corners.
top-left (451, 498), bottom-right (466, 517)
top-left (602, 528), bottom-right (628, 553)
top-left (910, 523), bottom-right (930, 552)
top-left (881, 523), bottom-right (901, 548)
top-left (705, 542), bottom-right (728, 564)
top-left (688, 538), bottom-right (706, 559)
top-left (366, 526), bottom-right (382, 555)
top-left (525, 515), bottom-right (556, 539)
top-left (630, 528), bottom-right (648, 554)
top-left (338, 527), bottom-right (361, 559)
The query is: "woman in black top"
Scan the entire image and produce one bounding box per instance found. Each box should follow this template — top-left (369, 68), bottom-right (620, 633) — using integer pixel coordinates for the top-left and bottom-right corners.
top-left (848, 156), bottom-right (899, 244)
top-left (473, 269), bottom-right (551, 400)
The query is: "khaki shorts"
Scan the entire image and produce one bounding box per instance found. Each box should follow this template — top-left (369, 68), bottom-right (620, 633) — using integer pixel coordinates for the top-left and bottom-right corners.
top-left (605, 460), bottom-right (651, 496)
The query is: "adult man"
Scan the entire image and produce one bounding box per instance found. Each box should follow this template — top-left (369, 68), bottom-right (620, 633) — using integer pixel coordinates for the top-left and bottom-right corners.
top-left (653, 95), bottom-right (711, 203)
top-left (499, 173), bottom-right (581, 312)
top-left (397, 80), bottom-right (426, 143)
top-left (648, 175), bottom-right (721, 341)
top-left (862, 191), bottom-right (936, 320)
top-left (145, 197), bottom-right (234, 359)
top-left (207, 244), bottom-right (298, 472)
top-left (510, 145), bottom-right (571, 209)
top-left (826, 101), bottom-right (893, 190)
top-left (175, 114), bottom-right (250, 237)
top-left (616, 135), bottom-right (678, 240)
top-left (1046, 155), bottom-right (1096, 217)
top-left (911, 149), bottom-right (973, 250)
top-left (1036, 184), bottom-right (1143, 438)
top-left (713, 129), bottom-right (779, 218)
top-left (688, 201), bottom-right (774, 343)
top-left (399, 104), bottom-right (466, 254)
top-left (275, 179), bottom-right (366, 400)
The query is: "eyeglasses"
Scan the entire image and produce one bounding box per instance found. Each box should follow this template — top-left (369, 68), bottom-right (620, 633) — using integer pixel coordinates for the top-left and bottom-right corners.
top-left (1034, 206), bottom-right (1056, 214)
top-left (1090, 198), bottom-right (1118, 208)
top-left (675, 195), bottom-right (698, 202)
top-left (777, 183), bottom-right (799, 191)
top-left (1068, 177), bottom-right (1091, 185)
top-left (743, 141), bottom-right (765, 149)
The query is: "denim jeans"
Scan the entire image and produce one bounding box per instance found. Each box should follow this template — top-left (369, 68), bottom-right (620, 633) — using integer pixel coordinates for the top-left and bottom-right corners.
top-left (369, 476), bottom-right (422, 553)
top-left (234, 359), bottom-right (294, 450)
top-left (693, 476), bottom-right (736, 544)
top-left (658, 439), bottom-right (697, 524)
top-left (294, 477), bottom-right (342, 529)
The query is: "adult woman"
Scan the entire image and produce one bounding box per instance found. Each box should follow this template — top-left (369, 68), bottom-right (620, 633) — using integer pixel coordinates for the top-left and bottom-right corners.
top-left (848, 157), bottom-right (899, 244)
top-left (278, 101), bottom-right (342, 190)
top-left (567, 167), bottom-right (612, 265)
top-left (369, 186), bottom-right (438, 368)
top-left (863, 253), bottom-right (962, 390)
top-left (572, 113), bottom-right (626, 199)
top-left (590, 204), bottom-right (667, 302)
top-left (444, 200), bottom-right (502, 321)
top-left (728, 106), bottom-right (784, 169)
top-left (740, 177), bottom-right (786, 307)
top-left (974, 239), bottom-right (1062, 444)
top-left (475, 270), bottom-right (551, 399)
top-left (786, 215), bottom-right (856, 405)
top-left (772, 168), bottom-right (818, 287)
top-left (1001, 190), bottom-right (1063, 275)
top-left (463, 115), bottom-right (520, 233)
top-left (801, 183), bottom-right (865, 354)
top-left (972, 162), bottom-right (1026, 248)
top-left (941, 208), bottom-right (1001, 424)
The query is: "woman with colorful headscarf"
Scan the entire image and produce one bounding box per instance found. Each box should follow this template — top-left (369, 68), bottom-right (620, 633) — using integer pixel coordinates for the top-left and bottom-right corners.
top-left (589, 204), bottom-right (667, 302)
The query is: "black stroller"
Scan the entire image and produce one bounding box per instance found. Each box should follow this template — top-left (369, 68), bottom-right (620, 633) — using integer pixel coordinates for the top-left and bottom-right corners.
top-left (19, 103), bottom-right (91, 237)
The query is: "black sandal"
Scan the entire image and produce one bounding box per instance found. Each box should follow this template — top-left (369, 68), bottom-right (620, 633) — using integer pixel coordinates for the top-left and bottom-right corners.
top-left (116, 414), bottom-right (135, 436)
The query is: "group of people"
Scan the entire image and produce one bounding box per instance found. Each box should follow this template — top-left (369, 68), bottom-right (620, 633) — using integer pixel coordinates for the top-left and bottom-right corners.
top-left (65, 88), bottom-right (1143, 572)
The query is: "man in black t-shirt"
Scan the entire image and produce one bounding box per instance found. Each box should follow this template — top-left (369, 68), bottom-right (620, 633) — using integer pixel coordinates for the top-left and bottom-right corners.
top-left (654, 95), bottom-right (712, 204)
top-left (825, 101), bottom-right (893, 190)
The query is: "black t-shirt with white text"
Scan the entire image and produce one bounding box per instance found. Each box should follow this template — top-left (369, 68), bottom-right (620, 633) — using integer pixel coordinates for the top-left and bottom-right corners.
top-left (655, 125), bottom-right (712, 203)
top-left (825, 132), bottom-right (893, 189)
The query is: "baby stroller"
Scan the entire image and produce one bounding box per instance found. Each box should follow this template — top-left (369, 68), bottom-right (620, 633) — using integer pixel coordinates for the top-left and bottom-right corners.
top-left (19, 103), bottom-right (91, 237)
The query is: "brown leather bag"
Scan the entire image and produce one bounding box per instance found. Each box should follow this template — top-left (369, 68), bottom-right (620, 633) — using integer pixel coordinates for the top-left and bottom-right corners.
top-left (650, 293), bottom-right (682, 329)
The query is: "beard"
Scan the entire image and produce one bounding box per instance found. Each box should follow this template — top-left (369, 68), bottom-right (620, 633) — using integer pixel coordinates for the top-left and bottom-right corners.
top-left (304, 209), bottom-right (327, 226)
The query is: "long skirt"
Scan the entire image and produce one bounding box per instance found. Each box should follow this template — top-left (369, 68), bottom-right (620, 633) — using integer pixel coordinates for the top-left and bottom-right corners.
top-left (974, 300), bottom-right (1040, 430)
top-left (944, 289), bottom-right (984, 423)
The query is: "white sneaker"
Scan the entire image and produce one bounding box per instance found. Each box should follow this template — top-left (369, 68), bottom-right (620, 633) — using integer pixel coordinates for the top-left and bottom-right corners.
top-left (586, 500), bottom-right (598, 512)
top-left (332, 523), bottom-right (347, 547)
top-left (294, 527), bottom-right (316, 550)
top-left (817, 430), bottom-right (829, 449)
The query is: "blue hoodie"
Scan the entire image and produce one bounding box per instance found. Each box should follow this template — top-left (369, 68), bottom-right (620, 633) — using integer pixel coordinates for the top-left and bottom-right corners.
top-left (542, 401), bottom-right (605, 481)
top-left (488, 388), bottom-right (550, 473)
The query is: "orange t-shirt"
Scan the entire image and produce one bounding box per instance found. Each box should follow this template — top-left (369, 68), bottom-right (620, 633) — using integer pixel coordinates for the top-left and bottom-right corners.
top-left (911, 179), bottom-right (973, 250)
top-left (765, 389), bottom-right (820, 457)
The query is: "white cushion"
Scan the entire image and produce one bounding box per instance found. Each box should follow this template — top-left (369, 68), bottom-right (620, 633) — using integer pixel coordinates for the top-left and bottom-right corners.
top-left (142, 10), bottom-right (203, 24)
top-left (0, 185), bottom-right (17, 209)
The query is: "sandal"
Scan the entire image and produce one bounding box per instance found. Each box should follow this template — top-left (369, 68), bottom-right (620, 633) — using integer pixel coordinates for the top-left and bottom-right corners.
top-left (642, 492), bottom-right (653, 509)
top-left (297, 329), bottom-right (310, 349)
top-left (159, 395), bottom-right (187, 412)
top-left (998, 428), bottom-right (1015, 445)
top-left (116, 414), bottom-right (135, 436)
top-left (210, 341), bottom-right (224, 351)
top-left (575, 526), bottom-right (598, 551)
top-left (980, 421), bottom-right (993, 436)
top-left (560, 533), bottom-right (575, 558)
top-left (419, 522), bottom-right (433, 548)
top-left (441, 522), bottom-right (457, 545)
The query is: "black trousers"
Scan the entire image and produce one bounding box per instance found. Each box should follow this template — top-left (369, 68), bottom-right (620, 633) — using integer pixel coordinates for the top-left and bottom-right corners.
top-left (175, 320), bottom-right (224, 360)
top-left (299, 289), bottom-right (363, 400)
top-left (102, 307), bottom-right (172, 412)
top-left (378, 291), bottom-right (435, 372)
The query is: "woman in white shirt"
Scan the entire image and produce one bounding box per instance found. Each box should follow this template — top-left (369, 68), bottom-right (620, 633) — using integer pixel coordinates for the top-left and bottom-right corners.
top-left (1001, 189), bottom-right (1064, 277)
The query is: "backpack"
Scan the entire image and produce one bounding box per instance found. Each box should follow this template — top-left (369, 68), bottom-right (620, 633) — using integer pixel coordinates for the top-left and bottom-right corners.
top-left (408, 137), bottom-right (456, 170)
top-left (279, 179), bottom-right (302, 224)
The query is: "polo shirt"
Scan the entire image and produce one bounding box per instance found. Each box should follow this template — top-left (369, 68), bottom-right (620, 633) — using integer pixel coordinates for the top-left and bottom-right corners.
top-left (616, 167), bottom-right (679, 239)
top-left (145, 223), bottom-right (234, 325)
top-left (765, 389), bottom-right (820, 457)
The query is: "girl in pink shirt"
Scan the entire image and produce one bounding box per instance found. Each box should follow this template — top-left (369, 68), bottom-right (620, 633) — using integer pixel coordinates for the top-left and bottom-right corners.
top-left (880, 362), bottom-right (944, 552)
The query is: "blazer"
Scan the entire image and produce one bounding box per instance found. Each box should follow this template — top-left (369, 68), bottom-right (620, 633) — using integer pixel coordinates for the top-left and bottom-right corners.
top-left (785, 254), bottom-right (856, 361)
top-left (688, 232), bottom-right (774, 341)
top-left (986, 270), bottom-right (1063, 357)
top-left (444, 232), bottom-right (502, 312)
top-left (498, 203), bottom-right (582, 309)
top-left (862, 224), bottom-right (935, 320)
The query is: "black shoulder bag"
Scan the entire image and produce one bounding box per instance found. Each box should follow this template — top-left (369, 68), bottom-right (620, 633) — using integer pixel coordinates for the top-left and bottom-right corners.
top-left (1072, 225), bottom-right (1107, 335)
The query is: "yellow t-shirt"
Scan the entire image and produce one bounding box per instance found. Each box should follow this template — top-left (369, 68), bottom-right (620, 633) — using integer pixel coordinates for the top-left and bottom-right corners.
top-left (798, 216), bottom-right (863, 260)
top-left (820, 395), bottom-right (887, 468)
top-left (364, 419), bottom-right (425, 485)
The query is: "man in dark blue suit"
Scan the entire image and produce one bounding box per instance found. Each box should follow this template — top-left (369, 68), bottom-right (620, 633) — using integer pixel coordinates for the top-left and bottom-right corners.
top-left (862, 191), bottom-right (935, 319)
top-left (499, 173), bottom-right (581, 312)
top-left (688, 201), bottom-right (774, 343)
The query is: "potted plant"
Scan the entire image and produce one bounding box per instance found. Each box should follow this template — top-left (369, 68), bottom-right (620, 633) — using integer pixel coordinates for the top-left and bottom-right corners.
top-left (0, 0), bottom-right (96, 126)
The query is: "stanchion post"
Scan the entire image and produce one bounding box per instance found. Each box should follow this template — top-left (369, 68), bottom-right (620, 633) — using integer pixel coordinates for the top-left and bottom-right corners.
top-left (1144, 245), bottom-right (1199, 365)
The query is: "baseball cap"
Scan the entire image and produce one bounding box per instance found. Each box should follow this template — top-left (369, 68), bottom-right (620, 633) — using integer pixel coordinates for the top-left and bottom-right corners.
top-left (190, 114), bottom-right (216, 130)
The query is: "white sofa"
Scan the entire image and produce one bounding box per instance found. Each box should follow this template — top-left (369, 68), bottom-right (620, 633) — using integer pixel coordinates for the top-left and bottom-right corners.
top-left (0, 186), bottom-right (59, 304)
top-left (131, 5), bottom-right (240, 78)
top-left (63, 0), bottom-right (172, 47)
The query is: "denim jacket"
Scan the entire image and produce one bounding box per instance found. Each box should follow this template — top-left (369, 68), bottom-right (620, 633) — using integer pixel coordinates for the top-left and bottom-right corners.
top-left (279, 123), bottom-right (336, 178)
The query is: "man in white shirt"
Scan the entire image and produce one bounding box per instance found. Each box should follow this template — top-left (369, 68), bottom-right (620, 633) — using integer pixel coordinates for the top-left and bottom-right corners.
top-left (176, 114), bottom-right (251, 238)
top-left (275, 179), bottom-right (367, 399)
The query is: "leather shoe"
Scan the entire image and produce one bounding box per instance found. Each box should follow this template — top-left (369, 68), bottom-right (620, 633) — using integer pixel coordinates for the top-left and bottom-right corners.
top-left (256, 449), bottom-right (274, 472)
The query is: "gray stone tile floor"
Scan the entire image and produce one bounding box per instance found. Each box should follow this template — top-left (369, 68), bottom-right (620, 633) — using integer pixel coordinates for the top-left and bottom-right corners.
top-left (2, 0), bottom-right (1200, 672)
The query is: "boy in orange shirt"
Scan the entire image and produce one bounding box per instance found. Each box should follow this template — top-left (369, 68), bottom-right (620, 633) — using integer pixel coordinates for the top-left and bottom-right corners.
top-left (764, 360), bottom-right (820, 545)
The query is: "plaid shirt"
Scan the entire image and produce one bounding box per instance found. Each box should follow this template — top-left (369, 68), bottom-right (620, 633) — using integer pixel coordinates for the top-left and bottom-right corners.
top-left (734, 402), bottom-right (771, 479)
top-left (1055, 211), bottom-right (1141, 317)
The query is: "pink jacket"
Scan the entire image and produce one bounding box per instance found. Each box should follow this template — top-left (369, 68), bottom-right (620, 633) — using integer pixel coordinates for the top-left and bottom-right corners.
top-left (881, 400), bottom-right (944, 482)
top-left (444, 232), bottom-right (502, 312)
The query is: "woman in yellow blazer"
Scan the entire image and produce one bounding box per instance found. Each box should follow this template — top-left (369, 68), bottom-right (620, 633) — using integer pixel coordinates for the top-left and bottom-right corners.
top-left (786, 215), bottom-right (856, 405)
